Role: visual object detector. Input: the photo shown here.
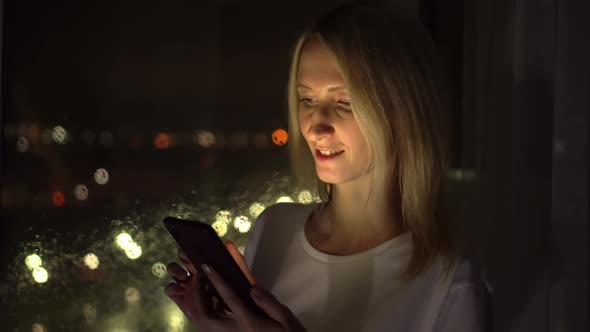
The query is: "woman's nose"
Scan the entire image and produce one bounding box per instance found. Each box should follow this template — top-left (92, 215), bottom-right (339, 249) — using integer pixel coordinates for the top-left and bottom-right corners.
top-left (307, 106), bottom-right (335, 142)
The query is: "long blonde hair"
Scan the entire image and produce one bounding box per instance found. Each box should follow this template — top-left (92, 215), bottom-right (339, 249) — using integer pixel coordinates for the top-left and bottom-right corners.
top-left (287, 1), bottom-right (455, 279)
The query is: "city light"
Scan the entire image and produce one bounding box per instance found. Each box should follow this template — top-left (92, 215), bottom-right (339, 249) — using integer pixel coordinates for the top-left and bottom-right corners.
top-left (215, 210), bottom-right (232, 225)
top-left (74, 184), bottom-right (89, 201)
top-left (272, 129), bottom-right (288, 146)
top-left (52, 125), bottom-right (68, 144)
top-left (233, 216), bottom-right (251, 233)
top-left (84, 253), bottom-right (100, 270)
top-left (16, 136), bottom-right (29, 153)
top-left (25, 254), bottom-right (43, 270)
top-left (32, 323), bottom-right (47, 332)
top-left (211, 220), bottom-right (228, 237)
top-left (154, 133), bottom-right (171, 150)
top-left (32, 267), bottom-right (49, 283)
top-left (248, 202), bottom-right (266, 218)
top-left (125, 287), bottom-right (141, 305)
top-left (276, 195), bottom-right (294, 203)
top-left (116, 232), bottom-right (134, 250)
top-left (94, 168), bottom-right (110, 185)
top-left (195, 130), bottom-right (215, 148)
top-left (297, 190), bottom-right (313, 204)
top-left (125, 243), bottom-right (142, 260)
top-left (152, 262), bottom-right (168, 279)
top-left (52, 191), bottom-right (65, 207)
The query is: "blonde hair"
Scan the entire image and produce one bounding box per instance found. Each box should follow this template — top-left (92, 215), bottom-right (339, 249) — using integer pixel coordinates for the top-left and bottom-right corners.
top-left (287, 1), bottom-right (455, 279)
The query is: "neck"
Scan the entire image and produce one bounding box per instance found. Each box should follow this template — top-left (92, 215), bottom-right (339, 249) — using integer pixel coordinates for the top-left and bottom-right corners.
top-left (312, 175), bottom-right (404, 250)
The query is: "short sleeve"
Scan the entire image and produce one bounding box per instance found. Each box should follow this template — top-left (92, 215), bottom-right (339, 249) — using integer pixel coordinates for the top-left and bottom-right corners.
top-left (433, 260), bottom-right (486, 332)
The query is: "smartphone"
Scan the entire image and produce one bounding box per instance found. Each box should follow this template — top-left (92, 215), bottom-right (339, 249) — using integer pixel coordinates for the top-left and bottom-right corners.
top-left (163, 216), bottom-right (266, 317)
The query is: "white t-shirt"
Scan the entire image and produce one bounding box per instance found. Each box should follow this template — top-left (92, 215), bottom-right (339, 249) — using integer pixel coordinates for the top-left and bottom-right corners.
top-left (244, 203), bottom-right (485, 332)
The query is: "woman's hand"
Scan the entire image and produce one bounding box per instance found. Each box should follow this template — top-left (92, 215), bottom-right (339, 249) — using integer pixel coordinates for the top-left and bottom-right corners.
top-left (165, 241), bottom-right (306, 332)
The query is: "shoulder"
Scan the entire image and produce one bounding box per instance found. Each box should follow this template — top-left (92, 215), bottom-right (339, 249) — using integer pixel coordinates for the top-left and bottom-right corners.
top-left (432, 256), bottom-right (486, 331)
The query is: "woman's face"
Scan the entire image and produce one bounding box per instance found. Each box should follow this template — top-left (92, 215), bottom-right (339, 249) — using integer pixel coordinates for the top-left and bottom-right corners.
top-left (297, 38), bottom-right (371, 185)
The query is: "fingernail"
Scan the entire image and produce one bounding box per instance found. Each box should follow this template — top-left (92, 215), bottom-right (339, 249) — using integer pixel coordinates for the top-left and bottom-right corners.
top-left (201, 264), bottom-right (211, 273)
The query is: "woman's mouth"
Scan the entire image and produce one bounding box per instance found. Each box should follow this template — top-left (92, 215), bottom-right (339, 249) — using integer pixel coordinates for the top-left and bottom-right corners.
top-left (315, 149), bottom-right (344, 161)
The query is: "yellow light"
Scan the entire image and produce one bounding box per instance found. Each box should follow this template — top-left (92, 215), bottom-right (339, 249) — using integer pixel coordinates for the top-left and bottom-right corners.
top-left (125, 243), bottom-right (142, 260)
top-left (116, 232), bottom-right (134, 250)
top-left (32, 267), bottom-right (49, 283)
top-left (84, 253), bottom-right (100, 270)
top-left (32, 323), bottom-right (47, 332)
top-left (233, 215), bottom-right (251, 233)
top-left (215, 210), bottom-right (232, 225)
top-left (52, 125), bottom-right (68, 144)
top-left (195, 130), bottom-right (216, 148)
top-left (152, 262), bottom-right (168, 279)
top-left (211, 220), bottom-right (228, 237)
top-left (167, 305), bottom-right (186, 331)
top-left (25, 254), bottom-right (43, 270)
top-left (298, 190), bottom-right (313, 204)
top-left (248, 202), bottom-right (266, 218)
top-left (276, 196), bottom-right (294, 203)
top-left (125, 287), bottom-right (141, 305)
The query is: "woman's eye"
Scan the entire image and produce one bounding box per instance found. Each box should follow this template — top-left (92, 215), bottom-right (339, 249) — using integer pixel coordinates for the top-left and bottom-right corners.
top-left (299, 97), bottom-right (315, 105)
top-left (337, 100), bottom-right (352, 108)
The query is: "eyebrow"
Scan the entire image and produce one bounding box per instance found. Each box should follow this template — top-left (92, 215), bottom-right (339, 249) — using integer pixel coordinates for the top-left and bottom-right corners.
top-left (297, 83), bottom-right (348, 92)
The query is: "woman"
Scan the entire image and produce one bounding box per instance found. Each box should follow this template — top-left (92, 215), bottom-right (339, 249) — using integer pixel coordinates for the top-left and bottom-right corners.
top-left (166, 1), bottom-right (484, 331)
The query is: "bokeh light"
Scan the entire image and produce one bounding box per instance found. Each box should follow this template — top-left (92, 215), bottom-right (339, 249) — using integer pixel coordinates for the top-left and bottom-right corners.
top-left (16, 136), bottom-right (29, 153)
top-left (272, 128), bottom-right (288, 146)
top-left (94, 168), bottom-right (110, 185)
top-left (154, 132), bottom-right (171, 150)
top-left (74, 184), bottom-right (89, 201)
top-left (215, 210), bottom-right (232, 225)
top-left (52, 125), bottom-right (68, 144)
top-left (25, 254), bottom-right (43, 270)
top-left (211, 220), bottom-right (228, 237)
top-left (116, 232), bottom-right (134, 250)
top-left (32, 323), bottom-right (47, 332)
top-left (166, 305), bottom-right (186, 331)
top-left (125, 243), bottom-right (143, 260)
top-left (276, 195), bottom-right (294, 203)
top-left (125, 287), bottom-right (141, 305)
top-left (195, 130), bottom-right (215, 148)
top-left (233, 216), bottom-right (251, 233)
top-left (32, 267), bottom-right (49, 283)
top-left (297, 190), bottom-right (313, 204)
top-left (52, 191), bottom-right (65, 207)
top-left (248, 202), bottom-right (265, 218)
top-left (151, 262), bottom-right (168, 279)
top-left (84, 253), bottom-right (100, 270)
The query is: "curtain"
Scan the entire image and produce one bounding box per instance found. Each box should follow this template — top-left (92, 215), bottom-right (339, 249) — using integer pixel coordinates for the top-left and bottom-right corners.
top-left (462, 0), bottom-right (588, 331)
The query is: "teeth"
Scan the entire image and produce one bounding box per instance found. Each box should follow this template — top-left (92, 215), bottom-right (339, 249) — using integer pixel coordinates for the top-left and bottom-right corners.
top-left (319, 150), bottom-right (341, 156)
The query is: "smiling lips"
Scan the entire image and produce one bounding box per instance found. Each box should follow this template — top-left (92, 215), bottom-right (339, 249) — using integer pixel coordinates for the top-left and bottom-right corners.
top-left (315, 148), bottom-right (344, 161)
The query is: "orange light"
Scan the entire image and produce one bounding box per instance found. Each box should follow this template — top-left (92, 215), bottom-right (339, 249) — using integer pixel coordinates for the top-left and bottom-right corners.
top-left (52, 191), bottom-right (65, 207)
top-left (154, 133), bottom-right (171, 150)
top-left (272, 129), bottom-right (288, 146)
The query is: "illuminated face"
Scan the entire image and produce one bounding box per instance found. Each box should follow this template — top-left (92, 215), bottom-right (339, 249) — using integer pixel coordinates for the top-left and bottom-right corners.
top-left (297, 38), bottom-right (371, 185)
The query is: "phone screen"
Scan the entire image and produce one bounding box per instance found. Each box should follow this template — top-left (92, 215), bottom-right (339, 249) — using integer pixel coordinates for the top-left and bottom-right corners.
top-left (163, 216), bottom-right (266, 317)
